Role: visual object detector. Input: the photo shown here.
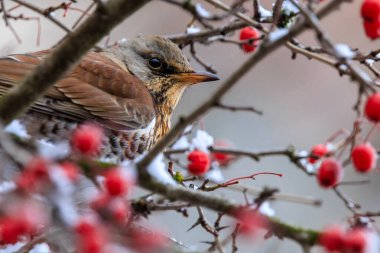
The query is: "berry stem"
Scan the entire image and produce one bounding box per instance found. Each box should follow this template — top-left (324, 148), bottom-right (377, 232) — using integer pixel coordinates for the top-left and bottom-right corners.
top-left (221, 172), bottom-right (283, 187)
top-left (364, 122), bottom-right (379, 143)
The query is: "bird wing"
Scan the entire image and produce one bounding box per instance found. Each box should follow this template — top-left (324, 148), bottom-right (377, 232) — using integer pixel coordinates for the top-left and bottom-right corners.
top-left (0, 50), bottom-right (156, 131)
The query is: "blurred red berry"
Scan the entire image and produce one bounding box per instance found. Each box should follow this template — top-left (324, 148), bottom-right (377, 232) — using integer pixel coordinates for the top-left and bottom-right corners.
top-left (319, 225), bottom-right (345, 252)
top-left (129, 228), bottom-right (168, 253)
top-left (75, 219), bottom-right (106, 253)
top-left (71, 123), bottom-right (103, 156)
top-left (109, 198), bottom-right (130, 222)
top-left (309, 144), bottom-right (329, 164)
top-left (24, 157), bottom-right (49, 178)
top-left (234, 209), bottom-right (267, 236)
top-left (103, 168), bottom-right (130, 197)
top-left (363, 21), bottom-right (380, 39)
top-left (16, 171), bottom-right (37, 192)
top-left (17, 157), bottom-right (50, 192)
top-left (187, 150), bottom-right (211, 175)
top-left (317, 158), bottom-right (343, 188)
top-left (351, 143), bottom-right (377, 173)
top-left (211, 140), bottom-right (235, 167)
top-left (365, 93), bottom-right (380, 122)
top-left (361, 0), bottom-right (380, 23)
top-left (344, 229), bottom-right (367, 253)
top-left (239, 27), bottom-right (260, 53)
top-left (0, 217), bottom-right (27, 244)
top-left (59, 162), bottom-right (80, 182)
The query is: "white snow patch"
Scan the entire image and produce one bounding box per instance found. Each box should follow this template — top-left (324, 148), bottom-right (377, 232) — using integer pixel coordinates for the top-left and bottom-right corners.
top-left (365, 230), bottom-right (380, 253)
top-left (0, 242), bottom-right (25, 253)
top-left (5, 120), bottom-right (30, 139)
top-left (30, 243), bottom-right (50, 253)
top-left (37, 140), bottom-right (70, 160)
top-left (192, 130), bottom-right (213, 153)
top-left (147, 154), bottom-right (175, 185)
top-left (298, 150), bottom-right (316, 173)
top-left (259, 6), bottom-right (272, 19)
top-left (49, 167), bottom-right (79, 226)
top-left (204, 164), bottom-right (224, 183)
top-left (0, 181), bottom-right (16, 194)
top-left (259, 202), bottom-right (275, 217)
top-left (172, 136), bottom-right (190, 150)
top-left (335, 44), bottom-right (356, 59)
top-left (186, 25), bottom-right (201, 34)
top-left (268, 28), bottom-right (288, 42)
top-left (281, 0), bottom-right (299, 15)
top-left (195, 3), bottom-right (211, 18)
top-left (365, 59), bottom-right (375, 66)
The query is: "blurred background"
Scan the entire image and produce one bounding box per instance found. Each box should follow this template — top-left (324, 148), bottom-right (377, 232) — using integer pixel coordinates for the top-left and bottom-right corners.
top-left (0, 0), bottom-right (379, 252)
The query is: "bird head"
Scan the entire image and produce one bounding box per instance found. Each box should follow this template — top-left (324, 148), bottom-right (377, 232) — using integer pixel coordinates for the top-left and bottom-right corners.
top-left (113, 36), bottom-right (219, 113)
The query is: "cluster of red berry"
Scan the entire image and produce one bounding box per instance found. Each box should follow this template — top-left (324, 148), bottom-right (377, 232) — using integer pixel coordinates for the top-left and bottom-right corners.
top-left (319, 226), bottom-right (373, 253)
top-left (0, 123), bottom-right (168, 253)
top-left (312, 93), bottom-right (380, 188)
top-left (361, 0), bottom-right (380, 39)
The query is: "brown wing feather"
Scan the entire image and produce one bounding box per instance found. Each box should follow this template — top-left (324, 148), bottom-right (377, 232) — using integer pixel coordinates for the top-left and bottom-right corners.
top-left (0, 50), bottom-right (156, 131)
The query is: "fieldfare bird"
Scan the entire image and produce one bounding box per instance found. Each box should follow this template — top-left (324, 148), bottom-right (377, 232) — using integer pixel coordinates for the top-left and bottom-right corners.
top-left (0, 36), bottom-right (219, 160)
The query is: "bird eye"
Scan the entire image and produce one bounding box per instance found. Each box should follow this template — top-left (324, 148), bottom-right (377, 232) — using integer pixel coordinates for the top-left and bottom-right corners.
top-left (148, 57), bottom-right (162, 70)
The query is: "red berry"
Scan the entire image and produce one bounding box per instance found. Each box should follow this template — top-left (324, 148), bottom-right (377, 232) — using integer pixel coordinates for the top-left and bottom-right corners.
top-left (234, 209), bottom-right (267, 236)
top-left (187, 150), bottom-right (210, 175)
top-left (309, 144), bottom-right (328, 164)
top-left (103, 168), bottom-right (129, 197)
top-left (351, 143), bottom-right (377, 173)
top-left (75, 219), bottom-right (106, 253)
top-left (17, 157), bottom-right (50, 192)
top-left (24, 157), bottom-right (50, 178)
top-left (344, 229), bottom-right (367, 253)
top-left (129, 228), bottom-right (168, 252)
top-left (60, 162), bottom-right (80, 182)
top-left (363, 21), bottom-right (380, 39)
top-left (211, 140), bottom-right (235, 167)
top-left (109, 198), bottom-right (130, 222)
top-left (71, 123), bottom-right (104, 156)
top-left (319, 226), bottom-right (345, 252)
top-left (361, 0), bottom-right (380, 23)
top-left (239, 27), bottom-right (260, 53)
top-left (0, 217), bottom-right (27, 244)
top-left (365, 93), bottom-right (380, 122)
top-left (317, 158), bottom-right (343, 188)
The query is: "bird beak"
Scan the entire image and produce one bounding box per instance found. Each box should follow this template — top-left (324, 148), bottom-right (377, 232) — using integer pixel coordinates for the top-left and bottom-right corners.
top-left (175, 71), bottom-right (219, 85)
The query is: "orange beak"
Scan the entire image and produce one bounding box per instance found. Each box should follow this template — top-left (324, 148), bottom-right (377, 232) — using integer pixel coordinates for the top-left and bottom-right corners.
top-left (175, 71), bottom-right (219, 85)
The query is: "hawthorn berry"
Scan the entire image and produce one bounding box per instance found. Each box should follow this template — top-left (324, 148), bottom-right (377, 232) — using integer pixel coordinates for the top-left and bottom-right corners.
top-left (239, 27), bottom-right (260, 53)
top-left (316, 158), bottom-right (343, 188)
top-left (365, 93), bottom-right (380, 122)
top-left (16, 157), bottom-right (50, 192)
top-left (129, 228), bottom-right (168, 253)
top-left (308, 144), bottom-right (328, 164)
top-left (344, 229), bottom-right (367, 253)
top-left (351, 143), bottom-right (377, 173)
top-left (211, 140), bottom-right (235, 166)
top-left (363, 21), bottom-right (380, 39)
top-left (361, 0), bottom-right (380, 23)
top-left (319, 225), bottom-right (345, 252)
top-left (234, 208), bottom-right (267, 236)
top-left (75, 219), bottom-right (106, 253)
top-left (0, 217), bottom-right (27, 244)
top-left (70, 123), bottom-right (104, 156)
top-left (103, 168), bottom-right (130, 197)
top-left (59, 162), bottom-right (80, 182)
top-left (187, 150), bottom-right (210, 175)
